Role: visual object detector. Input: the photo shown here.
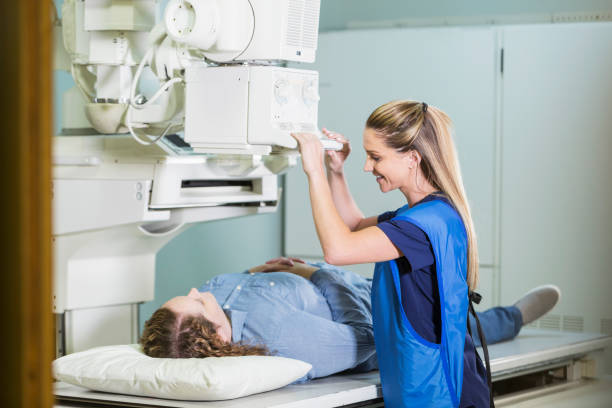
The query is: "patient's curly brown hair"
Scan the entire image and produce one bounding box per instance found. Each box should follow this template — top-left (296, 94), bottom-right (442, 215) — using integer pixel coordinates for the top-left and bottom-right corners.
top-left (140, 308), bottom-right (269, 358)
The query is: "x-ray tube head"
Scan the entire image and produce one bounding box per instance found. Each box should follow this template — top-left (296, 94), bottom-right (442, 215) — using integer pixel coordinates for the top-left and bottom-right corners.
top-left (164, 0), bottom-right (319, 63)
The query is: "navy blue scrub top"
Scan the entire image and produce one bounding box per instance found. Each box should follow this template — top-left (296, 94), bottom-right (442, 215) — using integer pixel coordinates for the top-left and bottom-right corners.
top-left (378, 193), bottom-right (490, 408)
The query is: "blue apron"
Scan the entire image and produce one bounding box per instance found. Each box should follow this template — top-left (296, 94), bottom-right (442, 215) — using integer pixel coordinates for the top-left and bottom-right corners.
top-left (372, 200), bottom-right (468, 408)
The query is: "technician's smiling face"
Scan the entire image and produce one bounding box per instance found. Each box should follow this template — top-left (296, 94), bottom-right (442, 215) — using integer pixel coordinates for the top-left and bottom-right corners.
top-left (362, 128), bottom-right (413, 193)
top-left (163, 289), bottom-right (232, 343)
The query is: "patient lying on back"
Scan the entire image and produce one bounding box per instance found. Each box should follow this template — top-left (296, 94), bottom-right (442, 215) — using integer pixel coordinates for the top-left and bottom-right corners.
top-left (140, 258), bottom-right (559, 381)
top-left (142, 290), bottom-right (268, 359)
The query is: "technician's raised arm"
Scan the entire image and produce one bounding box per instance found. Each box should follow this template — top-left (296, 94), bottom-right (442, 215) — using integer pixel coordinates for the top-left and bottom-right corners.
top-left (323, 129), bottom-right (379, 231)
top-left (291, 132), bottom-right (400, 266)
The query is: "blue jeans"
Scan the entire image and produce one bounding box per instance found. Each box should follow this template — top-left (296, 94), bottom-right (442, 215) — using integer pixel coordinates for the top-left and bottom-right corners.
top-left (469, 306), bottom-right (523, 347)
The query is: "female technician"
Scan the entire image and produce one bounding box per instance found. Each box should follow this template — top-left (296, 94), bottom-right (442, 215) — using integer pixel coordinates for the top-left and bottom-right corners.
top-left (291, 101), bottom-right (491, 407)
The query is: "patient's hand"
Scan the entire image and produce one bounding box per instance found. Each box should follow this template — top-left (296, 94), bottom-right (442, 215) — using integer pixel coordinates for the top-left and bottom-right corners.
top-left (264, 257), bottom-right (305, 267)
top-left (248, 262), bottom-right (318, 280)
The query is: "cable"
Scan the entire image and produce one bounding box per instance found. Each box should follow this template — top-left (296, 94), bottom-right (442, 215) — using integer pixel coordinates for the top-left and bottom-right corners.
top-left (129, 47), bottom-right (154, 109)
top-left (126, 106), bottom-right (175, 146)
top-left (126, 41), bottom-right (187, 146)
top-left (133, 77), bottom-right (184, 110)
top-left (71, 64), bottom-right (95, 101)
top-left (128, 121), bottom-right (173, 146)
top-left (231, 0), bottom-right (256, 61)
top-left (130, 45), bottom-right (184, 111)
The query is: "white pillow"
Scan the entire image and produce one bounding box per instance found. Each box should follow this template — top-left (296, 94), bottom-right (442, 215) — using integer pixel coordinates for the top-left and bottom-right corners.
top-left (53, 344), bottom-right (312, 400)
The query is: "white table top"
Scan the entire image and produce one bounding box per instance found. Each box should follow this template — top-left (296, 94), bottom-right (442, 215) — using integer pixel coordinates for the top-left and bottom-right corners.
top-left (485, 328), bottom-right (612, 376)
top-left (55, 329), bottom-right (612, 408)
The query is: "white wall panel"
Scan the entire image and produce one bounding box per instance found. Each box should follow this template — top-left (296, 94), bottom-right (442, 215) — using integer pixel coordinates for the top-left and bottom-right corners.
top-left (499, 23), bottom-right (612, 337)
top-left (474, 266), bottom-right (495, 311)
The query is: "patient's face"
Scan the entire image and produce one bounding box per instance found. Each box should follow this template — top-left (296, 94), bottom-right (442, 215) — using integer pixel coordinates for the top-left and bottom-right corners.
top-left (163, 289), bottom-right (232, 343)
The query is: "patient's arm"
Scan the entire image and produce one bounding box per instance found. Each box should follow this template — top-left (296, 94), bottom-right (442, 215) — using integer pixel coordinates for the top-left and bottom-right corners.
top-left (251, 263), bottom-right (375, 379)
top-left (309, 268), bottom-right (372, 328)
top-left (273, 267), bottom-right (375, 379)
top-left (264, 256), bottom-right (305, 266)
top-left (271, 308), bottom-right (375, 380)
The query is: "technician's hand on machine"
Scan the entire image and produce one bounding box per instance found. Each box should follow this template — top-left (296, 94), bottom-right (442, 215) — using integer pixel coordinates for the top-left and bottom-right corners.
top-left (322, 128), bottom-right (351, 174)
top-left (291, 132), bottom-right (326, 176)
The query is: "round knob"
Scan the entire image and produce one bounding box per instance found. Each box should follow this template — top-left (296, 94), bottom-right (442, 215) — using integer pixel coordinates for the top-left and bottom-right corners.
top-left (302, 81), bottom-right (320, 106)
top-left (274, 79), bottom-right (291, 104)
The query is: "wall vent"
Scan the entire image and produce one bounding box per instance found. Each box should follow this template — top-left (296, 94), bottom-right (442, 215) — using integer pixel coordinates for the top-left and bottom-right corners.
top-left (553, 12), bottom-right (612, 23)
top-left (538, 314), bottom-right (561, 330)
top-left (535, 314), bottom-right (589, 332)
top-left (601, 318), bottom-right (612, 335)
top-left (562, 315), bottom-right (584, 332)
top-left (286, 0), bottom-right (320, 49)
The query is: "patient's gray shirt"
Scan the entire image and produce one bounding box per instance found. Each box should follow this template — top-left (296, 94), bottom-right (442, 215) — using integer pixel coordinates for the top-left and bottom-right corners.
top-left (198, 263), bottom-right (376, 381)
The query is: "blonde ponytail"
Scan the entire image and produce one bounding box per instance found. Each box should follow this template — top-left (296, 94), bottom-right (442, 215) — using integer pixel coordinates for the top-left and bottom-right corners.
top-left (366, 101), bottom-right (479, 290)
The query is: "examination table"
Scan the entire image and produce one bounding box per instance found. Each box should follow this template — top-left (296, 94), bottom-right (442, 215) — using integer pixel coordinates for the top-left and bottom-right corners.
top-left (55, 329), bottom-right (612, 407)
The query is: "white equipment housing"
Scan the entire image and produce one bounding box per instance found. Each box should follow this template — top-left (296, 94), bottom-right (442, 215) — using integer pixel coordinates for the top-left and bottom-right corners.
top-left (60, 0), bottom-right (326, 149)
top-left (62, 0), bottom-right (155, 65)
top-left (53, 135), bottom-right (297, 354)
top-left (184, 65), bottom-right (319, 154)
top-left (54, 0), bottom-right (321, 355)
top-left (165, 0), bottom-right (320, 63)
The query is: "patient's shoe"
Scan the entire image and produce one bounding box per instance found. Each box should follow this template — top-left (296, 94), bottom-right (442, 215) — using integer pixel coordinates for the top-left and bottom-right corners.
top-left (513, 284), bottom-right (561, 325)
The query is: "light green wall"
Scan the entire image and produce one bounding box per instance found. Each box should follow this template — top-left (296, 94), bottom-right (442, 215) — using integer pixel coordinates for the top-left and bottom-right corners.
top-left (320, 0), bottom-right (612, 30)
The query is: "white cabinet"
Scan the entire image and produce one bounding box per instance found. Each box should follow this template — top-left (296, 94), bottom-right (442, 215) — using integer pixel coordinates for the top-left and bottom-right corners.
top-left (499, 23), bottom-right (612, 335)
